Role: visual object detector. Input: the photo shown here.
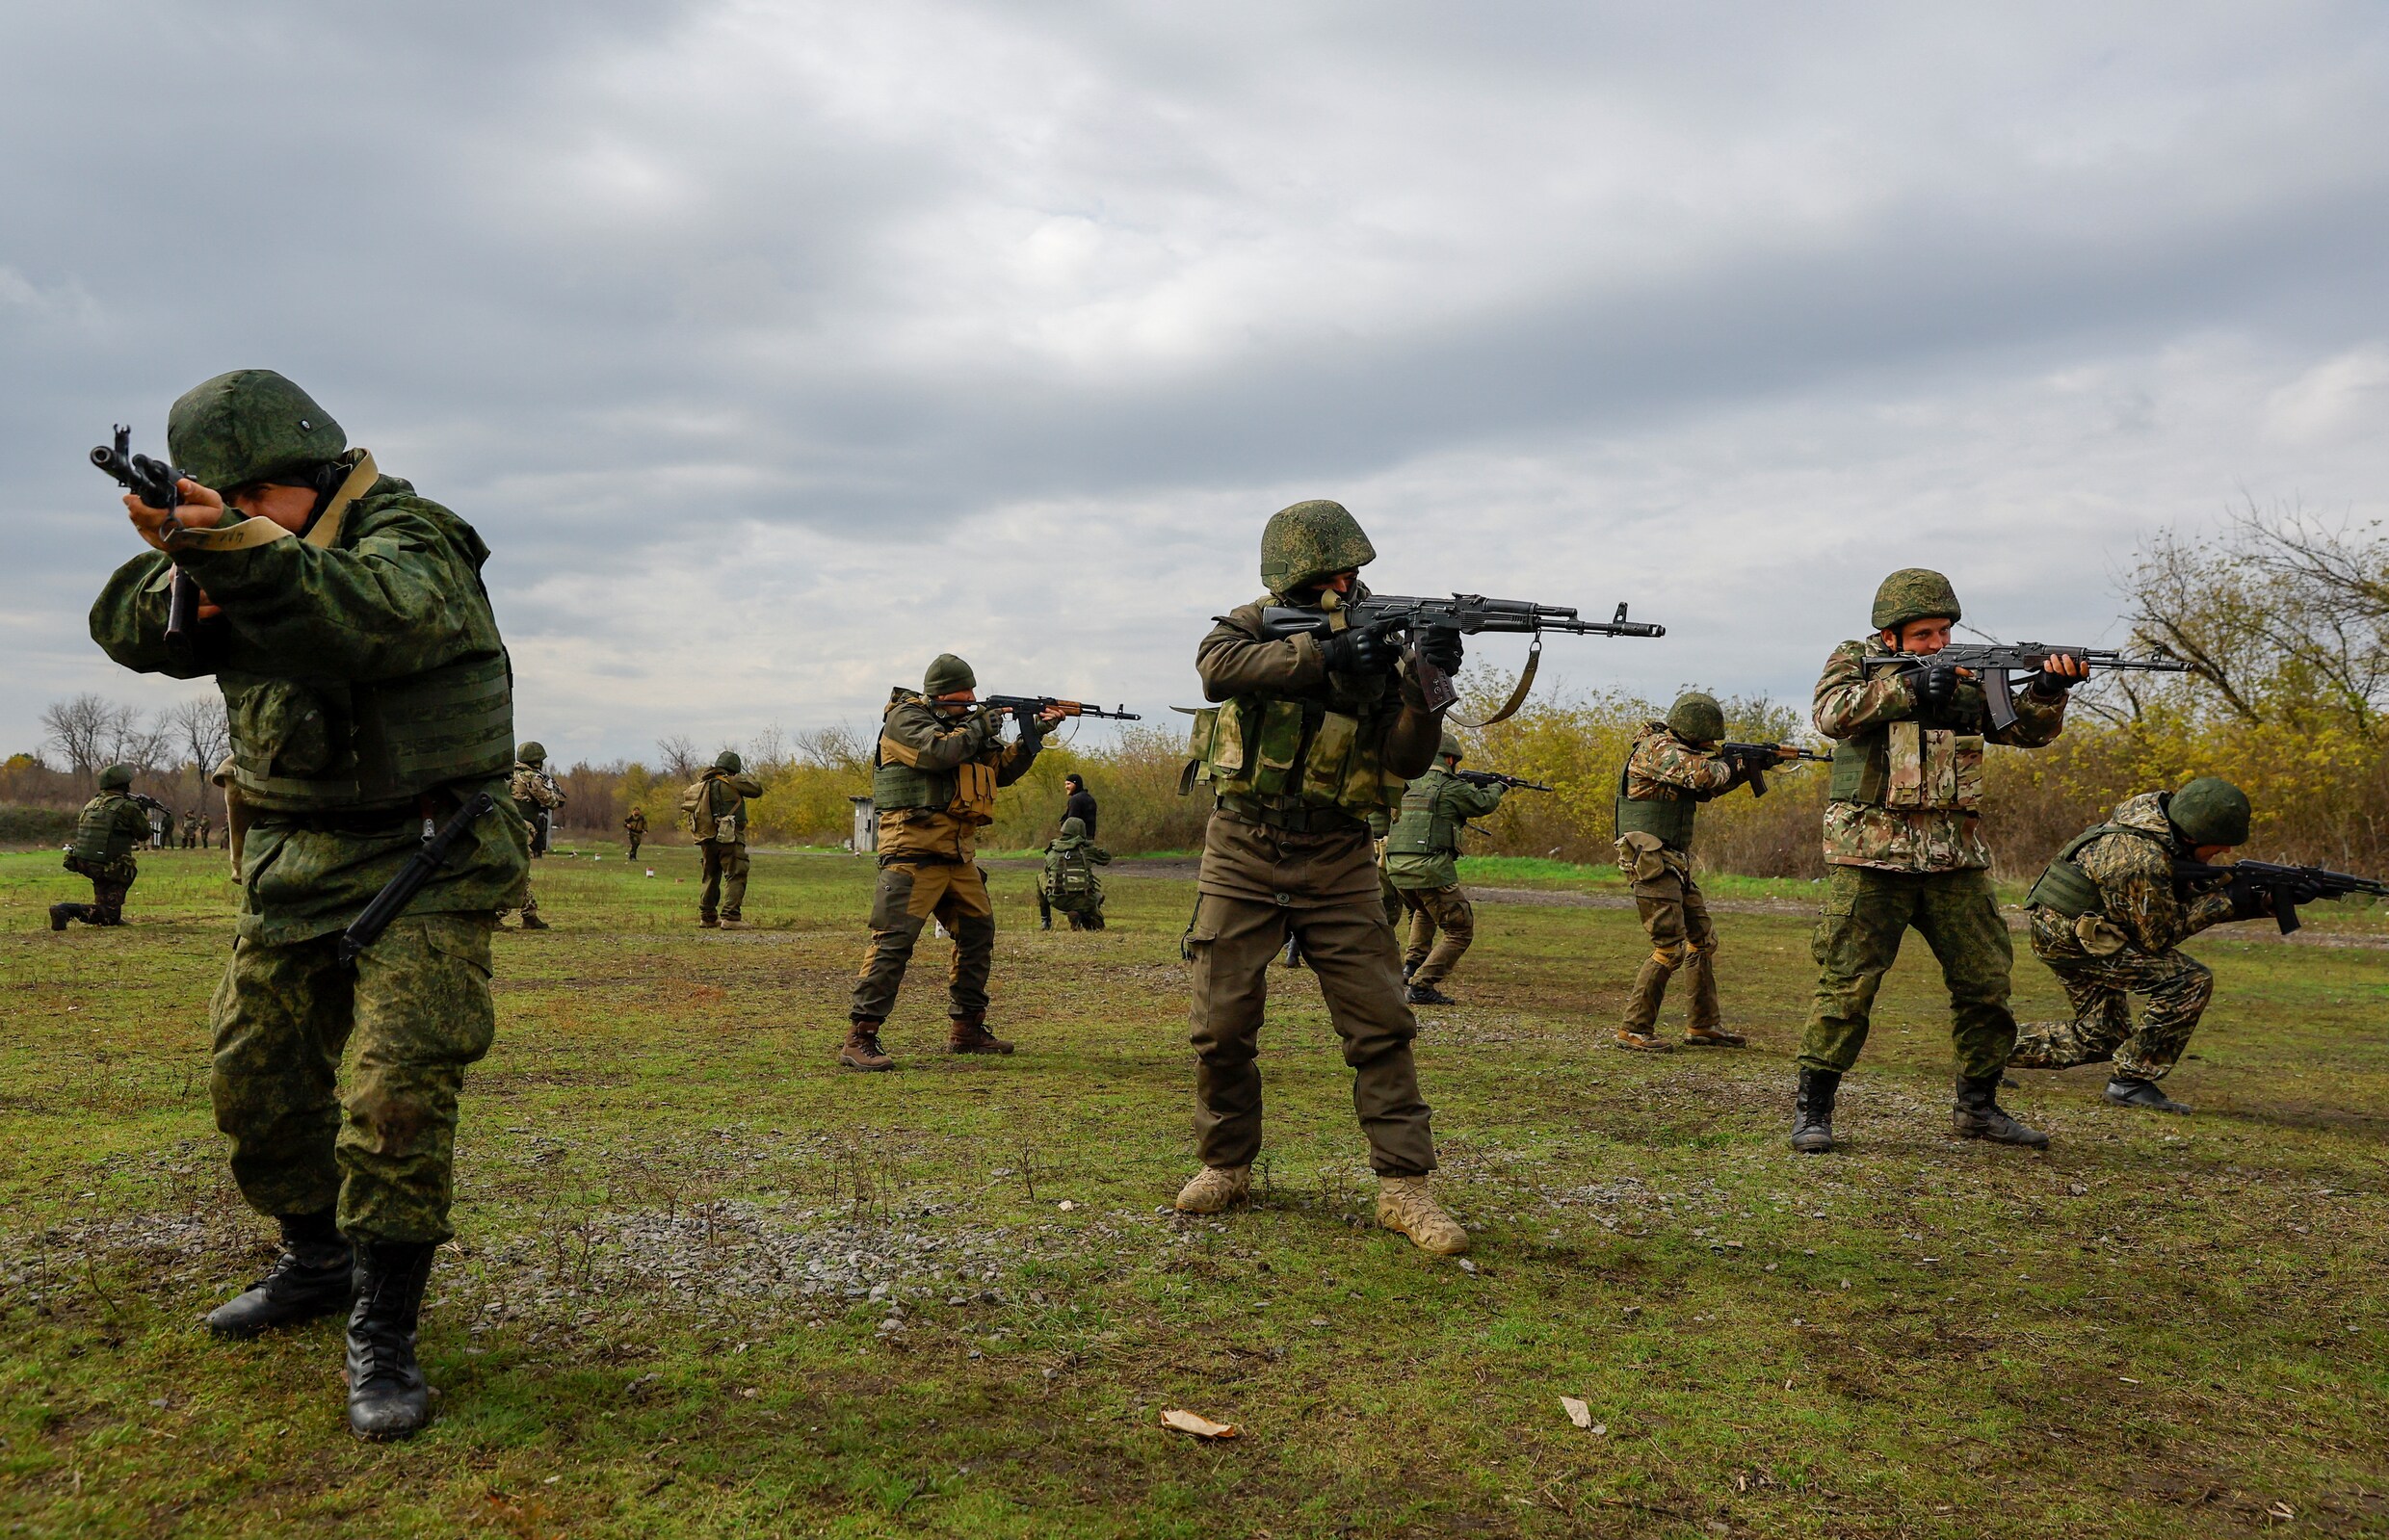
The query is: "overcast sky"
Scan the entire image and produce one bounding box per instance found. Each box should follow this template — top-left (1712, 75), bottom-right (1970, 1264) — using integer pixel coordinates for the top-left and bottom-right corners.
top-left (8, 1), bottom-right (2385, 767)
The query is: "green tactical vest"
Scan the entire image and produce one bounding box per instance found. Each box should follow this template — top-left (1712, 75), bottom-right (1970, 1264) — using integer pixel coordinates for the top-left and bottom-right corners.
top-left (223, 652), bottom-right (515, 813)
top-left (1180, 694), bottom-right (1405, 823)
top-left (1613, 760), bottom-right (1698, 851)
top-left (871, 692), bottom-right (962, 813)
top-left (2025, 823), bottom-right (2166, 917)
top-left (1384, 769), bottom-right (1460, 857)
top-left (1042, 844), bottom-right (1098, 900)
top-left (70, 794), bottom-right (141, 864)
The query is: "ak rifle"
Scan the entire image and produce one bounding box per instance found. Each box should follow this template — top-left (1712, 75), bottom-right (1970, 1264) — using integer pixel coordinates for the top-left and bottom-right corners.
top-left (91, 426), bottom-right (203, 660)
top-left (1256, 594), bottom-right (1666, 716)
top-left (1717, 741), bottom-right (1829, 797)
top-left (2172, 858), bottom-right (2389, 936)
top-left (1861, 644), bottom-right (2189, 732)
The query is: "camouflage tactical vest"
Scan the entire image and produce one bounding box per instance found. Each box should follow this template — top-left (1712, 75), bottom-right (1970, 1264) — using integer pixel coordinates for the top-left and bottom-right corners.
top-left (872, 692), bottom-right (999, 824)
top-left (222, 653), bottom-right (515, 813)
top-left (1182, 695), bottom-right (1405, 824)
top-left (1384, 769), bottom-right (1461, 857)
top-left (1827, 718), bottom-right (1984, 812)
top-left (1613, 761), bottom-right (1698, 851)
top-left (70, 794), bottom-right (141, 864)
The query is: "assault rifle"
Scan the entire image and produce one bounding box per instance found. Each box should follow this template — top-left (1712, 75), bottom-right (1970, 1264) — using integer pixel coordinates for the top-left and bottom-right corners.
top-left (91, 426), bottom-right (202, 657)
top-left (1861, 645), bottom-right (2189, 732)
top-left (976, 695), bottom-right (1142, 727)
top-left (339, 793), bottom-right (496, 962)
top-left (2171, 858), bottom-right (2389, 936)
top-left (1717, 741), bottom-right (1829, 797)
top-left (1454, 770), bottom-right (1554, 793)
top-left (1256, 595), bottom-right (1665, 715)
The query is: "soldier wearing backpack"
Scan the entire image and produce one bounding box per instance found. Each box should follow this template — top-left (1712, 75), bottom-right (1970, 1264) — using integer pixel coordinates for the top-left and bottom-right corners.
top-left (683, 751), bottom-right (765, 928)
top-left (1039, 816), bottom-right (1113, 930)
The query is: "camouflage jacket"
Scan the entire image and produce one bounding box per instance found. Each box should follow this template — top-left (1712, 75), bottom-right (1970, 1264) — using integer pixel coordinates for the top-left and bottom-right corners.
top-left (623, 809), bottom-right (648, 833)
top-left (70, 792), bottom-right (154, 867)
top-left (1383, 767), bottom-right (1506, 890)
top-left (697, 770), bottom-right (766, 842)
top-left (1624, 722), bottom-right (1740, 801)
top-left (874, 699), bottom-right (1041, 863)
top-left (2030, 793), bottom-right (2239, 961)
top-left (89, 460), bottom-right (529, 943)
top-left (1812, 638), bottom-right (2068, 874)
top-left (511, 764), bottom-right (564, 819)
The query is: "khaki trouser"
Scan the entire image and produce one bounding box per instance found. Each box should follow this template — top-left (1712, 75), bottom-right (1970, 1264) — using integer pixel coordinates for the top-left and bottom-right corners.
top-left (1621, 866), bottom-right (1720, 1034)
top-left (699, 839), bottom-right (749, 921)
top-left (1797, 865), bottom-right (2018, 1081)
top-left (1398, 884), bottom-right (1476, 986)
top-left (851, 860), bottom-right (998, 1022)
top-left (1185, 892), bottom-right (1436, 1177)
top-left (208, 915), bottom-right (497, 1243)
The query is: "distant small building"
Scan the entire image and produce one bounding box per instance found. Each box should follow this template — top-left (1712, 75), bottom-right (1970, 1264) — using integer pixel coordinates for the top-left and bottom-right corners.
top-left (849, 796), bottom-right (877, 855)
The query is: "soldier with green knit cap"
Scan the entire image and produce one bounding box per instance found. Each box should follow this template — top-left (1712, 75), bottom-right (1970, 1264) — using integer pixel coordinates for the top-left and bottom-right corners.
top-left (1382, 729), bottom-right (1505, 1005)
top-left (503, 741), bottom-right (563, 930)
top-left (1175, 499), bottom-right (1469, 1257)
top-left (50, 763), bottom-right (153, 928)
top-left (692, 750), bottom-right (765, 928)
top-left (1614, 692), bottom-right (1798, 1050)
top-left (1791, 567), bottom-right (2085, 1155)
top-left (89, 368), bottom-right (528, 1442)
top-left (2011, 776), bottom-right (2270, 1114)
top-left (843, 654), bottom-right (1062, 1069)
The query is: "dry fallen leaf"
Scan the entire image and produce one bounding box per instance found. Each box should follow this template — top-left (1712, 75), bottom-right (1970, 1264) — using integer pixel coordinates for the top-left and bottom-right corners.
top-left (1561, 1396), bottom-right (1593, 1430)
top-left (1160, 1409), bottom-right (1239, 1440)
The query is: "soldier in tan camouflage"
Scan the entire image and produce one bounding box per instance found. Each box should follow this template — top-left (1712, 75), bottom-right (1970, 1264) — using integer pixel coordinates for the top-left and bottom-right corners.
top-left (692, 752), bottom-right (765, 928)
top-left (622, 805), bottom-right (647, 858)
top-left (1791, 569), bottom-right (2085, 1154)
top-left (842, 655), bottom-right (1062, 1070)
top-left (503, 743), bottom-right (563, 930)
top-left (2012, 777), bottom-right (2268, 1114)
top-left (1614, 693), bottom-right (1799, 1050)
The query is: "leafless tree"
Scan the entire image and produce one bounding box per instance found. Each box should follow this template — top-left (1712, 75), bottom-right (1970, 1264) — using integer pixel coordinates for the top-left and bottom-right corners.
top-left (168, 695), bottom-right (231, 772)
top-left (795, 723), bottom-right (872, 774)
top-left (655, 735), bottom-right (701, 781)
top-left (40, 693), bottom-right (128, 782)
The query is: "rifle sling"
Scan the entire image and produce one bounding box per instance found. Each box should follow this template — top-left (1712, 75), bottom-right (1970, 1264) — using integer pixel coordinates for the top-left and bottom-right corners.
top-left (1450, 635), bottom-right (1540, 729)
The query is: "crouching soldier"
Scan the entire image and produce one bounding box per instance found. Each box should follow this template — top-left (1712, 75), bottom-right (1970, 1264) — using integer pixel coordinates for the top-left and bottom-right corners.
top-left (50, 763), bottom-right (151, 928)
top-left (2011, 777), bottom-right (2264, 1114)
top-left (89, 368), bottom-right (528, 1440)
top-left (1383, 731), bottom-right (1505, 1005)
top-left (1039, 816), bottom-right (1113, 929)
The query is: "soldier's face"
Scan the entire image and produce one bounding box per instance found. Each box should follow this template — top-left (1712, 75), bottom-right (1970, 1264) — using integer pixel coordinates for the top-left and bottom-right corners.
top-left (228, 482), bottom-right (321, 534)
top-left (933, 690), bottom-right (977, 716)
top-left (1882, 618), bottom-right (1954, 655)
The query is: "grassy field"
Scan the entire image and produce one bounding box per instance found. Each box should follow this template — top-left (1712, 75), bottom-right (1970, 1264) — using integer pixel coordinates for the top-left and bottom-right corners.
top-left (3, 841), bottom-right (2386, 1538)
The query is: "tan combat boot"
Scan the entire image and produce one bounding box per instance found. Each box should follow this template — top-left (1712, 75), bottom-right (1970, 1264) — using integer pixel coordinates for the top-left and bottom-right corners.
top-left (1173, 1164), bottom-right (1250, 1214)
top-left (720, 919), bottom-right (751, 931)
top-left (1376, 1176), bottom-right (1469, 1256)
top-left (839, 1021), bottom-right (894, 1072)
top-left (1684, 1025), bottom-right (1746, 1048)
top-left (1615, 1030), bottom-right (1673, 1053)
top-left (947, 1014), bottom-right (1015, 1055)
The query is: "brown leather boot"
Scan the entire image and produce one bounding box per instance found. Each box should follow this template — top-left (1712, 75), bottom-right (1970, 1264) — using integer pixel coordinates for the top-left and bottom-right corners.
top-left (1615, 1029), bottom-right (1672, 1053)
top-left (838, 1021), bottom-right (894, 1072)
top-left (1684, 1025), bottom-right (1746, 1047)
top-left (948, 1014), bottom-right (1015, 1055)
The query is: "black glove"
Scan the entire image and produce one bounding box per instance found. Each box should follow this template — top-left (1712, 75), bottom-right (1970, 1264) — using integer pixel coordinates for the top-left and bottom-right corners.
top-left (2031, 660), bottom-right (2085, 696)
top-left (1320, 625), bottom-right (1392, 676)
top-left (2223, 867), bottom-right (2275, 922)
top-left (1417, 626), bottom-right (1464, 676)
top-left (1909, 662), bottom-right (1959, 713)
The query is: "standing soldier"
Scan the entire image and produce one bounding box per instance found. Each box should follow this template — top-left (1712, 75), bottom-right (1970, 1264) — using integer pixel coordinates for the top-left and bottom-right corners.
top-left (843, 656), bottom-right (1061, 1070)
top-left (1614, 693), bottom-right (1795, 1050)
top-left (689, 751), bottom-right (765, 928)
top-left (1175, 500), bottom-right (1466, 1255)
top-left (195, 806), bottom-right (214, 851)
top-left (49, 763), bottom-right (152, 928)
top-left (89, 368), bottom-right (528, 1441)
top-left (1382, 731), bottom-right (1506, 1005)
top-left (623, 804), bottom-right (647, 859)
top-left (1792, 568), bottom-right (2083, 1154)
top-left (2011, 777), bottom-right (2268, 1114)
top-left (504, 743), bottom-right (562, 930)
top-left (1039, 815), bottom-right (1113, 929)
top-left (182, 805), bottom-right (200, 848)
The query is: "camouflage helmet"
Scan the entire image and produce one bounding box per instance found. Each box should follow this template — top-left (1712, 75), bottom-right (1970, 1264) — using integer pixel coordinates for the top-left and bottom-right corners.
top-left (1871, 568), bottom-right (1962, 632)
top-left (1061, 816), bottom-right (1087, 838)
top-left (1438, 729), bottom-right (1465, 762)
top-left (2168, 775), bottom-right (2250, 847)
top-left (168, 370), bottom-right (347, 491)
top-left (924, 653), bottom-right (977, 696)
top-left (1259, 500), bottom-right (1376, 596)
top-left (517, 741), bottom-right (546, 766)
top-left (1666, 692), bottom-right (1725, 745)
top-left (714, 750), bottom-right (744, 774)
top-left (97, 762), bottom-right (135, 792)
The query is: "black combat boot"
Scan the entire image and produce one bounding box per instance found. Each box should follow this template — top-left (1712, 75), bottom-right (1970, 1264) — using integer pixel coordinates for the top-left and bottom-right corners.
top-left (1402, 958), bottom-right (1419, 982)
top-left (346, 1240), bottom-right (438, 1441)
top-left (1406, 981), bottom-right (1457, 1005)
top-left (49, 903), bottom-right (79, 930)
top-left (1790, 1068), bottom-right (1840, 1154)
top-left (2105, 1077), bottom-right (2191, 1115)
top-left (205, 1210), bottom-right (354, 1338)
top-left (1953, 1073), bottom-right (2051, 1148)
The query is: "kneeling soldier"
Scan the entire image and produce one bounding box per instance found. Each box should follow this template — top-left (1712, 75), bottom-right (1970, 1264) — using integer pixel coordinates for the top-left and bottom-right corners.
top-left (2011, 777), bottom-right (2262, 1114)
top-left (1039, 815), bottom-right (1112, 929)
top-left (1383, 731), bottom-right (1505, 1005)
top-left (1175, 499), bottom-right (1466, 1256)
top-left (51, 763), bottom-right (151, 928)
top-left (90, 368), bottom-right (527, 1441)
top-left (844, 655), bottom-right (1061, 1069)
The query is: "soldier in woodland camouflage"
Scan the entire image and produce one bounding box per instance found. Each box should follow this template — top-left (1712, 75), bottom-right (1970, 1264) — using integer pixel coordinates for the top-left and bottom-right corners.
top-left (623, 805), bottom-right (647, 858)
top-left (2011, 778), bottom-right (2268, 1114)
top-left (503, 742), bottom-right (563, 930)
top-left (182, 806), bottom-right (200, 848)
top-left (1791, 568), bottom-right (2084, 1155)
top-left (49, 763), bottom-right (151, 928)
top-left (1382, 730), bottom-right (1505, 1005)
top-left (692, 751), bottom-right (765, 928)
top-left (89, 369), bottom-right (528, 1441)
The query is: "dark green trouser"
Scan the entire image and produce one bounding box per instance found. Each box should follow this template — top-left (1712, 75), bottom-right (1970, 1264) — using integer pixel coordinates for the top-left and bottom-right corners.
top-left (1798, 865), bottom-right (2017, 1081)
top-left (699, 839), bottom-right (750, 920)
top-left (209, 915), bottom-right (498, 1243)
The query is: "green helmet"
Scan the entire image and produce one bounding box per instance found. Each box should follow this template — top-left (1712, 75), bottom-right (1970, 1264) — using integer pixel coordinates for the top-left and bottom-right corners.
top-left (97, 762), bottom-right (135, 792)
top-left (168, 369), bottom-right (347, 491)
top-left (1061, 816), bottom-right (1087, 838)
top-left (517, 741), bottom-right (546, 766)
top-left (924, 653), bottom-right (977, 696)
top-left (1666, 692), bottom-right (1725, 745)
top-left (1438, 729), bottom-right (1465, 762)
top-left (1259, 499), bottom-right (1376, 596)
top-left (1871, 568), bottom-right (1962, 632)
top-left (714, 750), bottom-right (744, 774)
top-left (2168, 776), bottom-right (2250, 847)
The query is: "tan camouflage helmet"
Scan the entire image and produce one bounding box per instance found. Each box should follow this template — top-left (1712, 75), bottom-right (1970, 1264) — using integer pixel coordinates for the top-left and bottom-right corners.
top-left (2168, 776), bottom-right (2251, 847)
top-left (924, 653), bottom-right (977, 696)
top-left (1260, 500), bottom-right (1376, 596)
top-left (1871, 568), bottom-right (1962, 632)
top-left (1666, 692), bottom-right (1725, 745)
top-left (517, 741), bottom-right (546, 766)
top-left (1438, 729), bottom-right (1465, 762)
top-left (168, 369), bottom-right (347, 491)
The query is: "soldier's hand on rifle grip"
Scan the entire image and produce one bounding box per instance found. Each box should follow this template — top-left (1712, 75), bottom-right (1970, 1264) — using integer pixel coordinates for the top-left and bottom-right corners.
top-left (2032, 652), bottom-right (2089, 695)
top-left (2224, 867), bottom-right (2274, 922)
top-left (1321, 626), bottom-right (1391, 676)
top-left (1035, 705), bottom-right (1068, 731)
top-left (122, 479), bottom-right (225, 548)
top-left (1418, 627), bottom-right (1464, 676)
top-left (1911, 662), bottom-right (1960, 713)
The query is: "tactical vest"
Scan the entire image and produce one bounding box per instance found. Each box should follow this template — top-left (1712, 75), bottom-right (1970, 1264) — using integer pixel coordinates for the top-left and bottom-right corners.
top-left (1827, 718), bottom-right (1984, 812)
top-left (223, 652), bottom-right (515, 812)
top-left (872, 694), bottom-right (999, 824)
top-left (1385, 770), bottom-right (1461, 857)
top-left (1181, 694), bottom-right (1405, 824)
top-left (1613, 760), bottom-right (1698, 851)
top-left (70, 794), bottom-right (139, 864)
top-left (2025, 823), bottom-right (2167, 917)
top-left (1042, 843), bottom-right (1098, 901)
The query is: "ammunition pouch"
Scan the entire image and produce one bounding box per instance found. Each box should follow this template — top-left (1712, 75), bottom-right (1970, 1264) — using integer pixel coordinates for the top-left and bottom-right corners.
top-left (1615, 829), bottom-right (1673, 883)
top-left (1182, 694), bottom-right (1403, 823)
top-left (1828, 720), bottom-right (1983, 811)
top-left (2025, 823), bottom-right (2167, 945)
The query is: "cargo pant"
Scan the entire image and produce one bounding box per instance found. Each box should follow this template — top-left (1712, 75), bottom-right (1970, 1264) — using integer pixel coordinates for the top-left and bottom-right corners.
top-left (699, 839), bottom-right (749, 922)
top-left (60, 854), bottom-right (137, 926)
top-left (208, 914), bottom-right (497, 1243)
top-left (851, 859), bottom-right (997, 1022)
top-left (1798, 865), bottom-right (2018, 1082)
top-left (1185, 892), bottom-right (1436, 1177)
top-left (1621, 864), bottom-right (1720, 1035)
top-left (1398, 884), bottom-right (1477, 986)
top-left (2012, 913), bottom-right (2213, 1083)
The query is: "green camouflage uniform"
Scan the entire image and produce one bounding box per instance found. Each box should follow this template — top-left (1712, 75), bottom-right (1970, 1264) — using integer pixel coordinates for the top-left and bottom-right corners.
top-left (60, 789), bottom-right (152, 924)
top-left (90, 452), bottom-right (526, 1244)
top-left (695, 766), bottom-right (765, 924)
top-left (1615, 721), bottom-right (1741, 1035)
top-left (1382, 766), bottom-right (1505, 987)
top-left (1798, 639), bottom-right (2069, 1081)
top-left (623, 807), bottom-right (646, 857)
top-left (505, 759), bottom-right (563, 923)
top-left (1038, 816), bottom-right (1113, 929)
top-left (2012, 793), bottom-right (2238, 1082)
